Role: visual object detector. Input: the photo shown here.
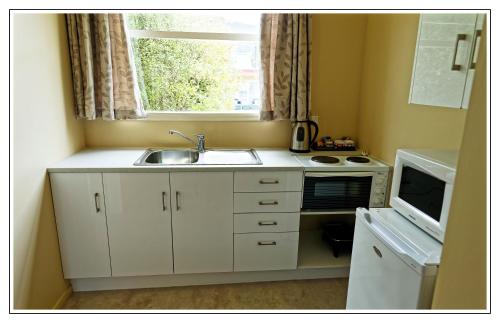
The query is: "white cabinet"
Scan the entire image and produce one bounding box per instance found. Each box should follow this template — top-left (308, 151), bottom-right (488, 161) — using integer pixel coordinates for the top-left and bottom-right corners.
top-left (234, 171), bottom-right (303, 192)
top-left (103, 173), bottom-right (173, 277)
top-left (409, 14), bottom-right (484, 108)
top-left (234, 192), bottom-right (302, 213)
top-left (170, 172), bottom-right (234, 274)
top-left (234, 232), bottom-right (300, 272)
top-left (50, 173), bottom-right (111, 279)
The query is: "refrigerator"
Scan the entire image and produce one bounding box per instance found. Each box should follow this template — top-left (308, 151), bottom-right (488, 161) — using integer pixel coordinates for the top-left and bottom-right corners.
top-left (346, 208), bottom-right (442, 309)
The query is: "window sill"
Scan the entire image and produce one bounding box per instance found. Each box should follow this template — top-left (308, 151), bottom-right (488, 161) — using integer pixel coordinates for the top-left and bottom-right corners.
top-left (144, 111), bottom-right (261, 122)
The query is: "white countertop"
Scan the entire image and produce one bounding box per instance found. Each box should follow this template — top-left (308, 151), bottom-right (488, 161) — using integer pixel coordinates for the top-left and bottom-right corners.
top-left (47, 148), bottom-right (306, 173)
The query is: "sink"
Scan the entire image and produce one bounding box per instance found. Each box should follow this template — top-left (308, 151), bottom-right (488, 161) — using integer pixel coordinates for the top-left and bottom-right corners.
top-left (134, 148), bottom-right (262, 166)
top-left (139, 149), bottom-right (199, 165)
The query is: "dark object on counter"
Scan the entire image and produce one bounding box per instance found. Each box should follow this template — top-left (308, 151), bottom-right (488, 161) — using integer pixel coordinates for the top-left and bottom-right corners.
top-left (289, 120), bottom-right (319, 153)
top-left (321, 222), bottom-right (355, 258)
top-left (312, 142), bottom-right (356, 151)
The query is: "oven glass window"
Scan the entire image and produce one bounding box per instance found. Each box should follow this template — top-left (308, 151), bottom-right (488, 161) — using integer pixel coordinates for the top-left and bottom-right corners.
top-left (303, 175), bottom-right (372, 210)
top-left (398, 166), bottom-right (445, 222)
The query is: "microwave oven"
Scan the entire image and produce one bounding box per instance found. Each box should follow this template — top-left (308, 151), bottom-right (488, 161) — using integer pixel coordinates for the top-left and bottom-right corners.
top-left (390, 149), bottom-right (458, 242)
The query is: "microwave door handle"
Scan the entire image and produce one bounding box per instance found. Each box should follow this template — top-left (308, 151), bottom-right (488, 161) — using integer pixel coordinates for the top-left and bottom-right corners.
top-left (305, 172), bottom-right (375, 177)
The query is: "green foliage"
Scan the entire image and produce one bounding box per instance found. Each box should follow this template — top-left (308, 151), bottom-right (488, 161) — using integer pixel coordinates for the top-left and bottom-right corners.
top-left (127, 14), bottom-right (241, 111)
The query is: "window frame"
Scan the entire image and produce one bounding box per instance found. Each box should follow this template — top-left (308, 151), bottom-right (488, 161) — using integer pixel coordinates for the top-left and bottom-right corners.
top-left (127, 22), bottom-right (262, 121)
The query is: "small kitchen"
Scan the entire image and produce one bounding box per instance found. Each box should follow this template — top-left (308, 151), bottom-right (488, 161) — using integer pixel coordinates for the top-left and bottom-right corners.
top-left (11, 10), bottom-right (488, 313)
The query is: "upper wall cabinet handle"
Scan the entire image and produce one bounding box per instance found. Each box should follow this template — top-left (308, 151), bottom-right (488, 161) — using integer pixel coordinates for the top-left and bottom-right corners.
top-left (469, 30), bottom-right (482, 69)
top-left (451, 33), bottom-right (467, 71)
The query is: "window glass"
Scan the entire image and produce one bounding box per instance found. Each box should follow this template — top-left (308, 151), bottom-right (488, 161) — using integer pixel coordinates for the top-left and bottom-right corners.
top-left (126, 14), bottom-right (261, 113)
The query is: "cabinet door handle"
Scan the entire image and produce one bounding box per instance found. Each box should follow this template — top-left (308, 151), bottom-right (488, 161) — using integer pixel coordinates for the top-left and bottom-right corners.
top-left (259, 179), bottom-right (279, 184)
top-left (258, 200), bottom-right (278, 206)
top-left (94, 193), bottom-right (101, 213)
top-left (175, 191), bottom-right (180, 211)
top-left (451, 33), bottom-right (467, 71)
top-left (469, 29), bottom-right (482, 69)
top-left (162, 191), bottom-right (167, 211)
top-left (258, 221), bottom-right (278, 226)
top-left (258, 241), bottom-right (277, 246)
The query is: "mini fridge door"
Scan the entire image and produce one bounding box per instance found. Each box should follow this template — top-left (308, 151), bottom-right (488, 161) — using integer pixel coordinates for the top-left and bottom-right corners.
top-left (346, 208), bottom-right (436, 309)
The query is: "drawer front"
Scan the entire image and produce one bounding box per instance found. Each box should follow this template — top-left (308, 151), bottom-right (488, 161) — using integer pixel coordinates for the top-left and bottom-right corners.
top-left (234, 192), bottom-right (302, 213)
top-left (234, 232), bottom-right (299, 272)
top-left (234, 171), bottom-right (303, 192)
top-left (234, 212), bottom-right (300, 233)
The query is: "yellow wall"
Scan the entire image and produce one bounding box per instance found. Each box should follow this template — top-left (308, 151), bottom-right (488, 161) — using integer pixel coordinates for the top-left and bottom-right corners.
top-left (357, 14), bottom-right (468, 165)
top-left (13, 14), bottom-right (85, 308)
top-left (432, 25), bottom-right (487, 309)
top-left (84, 14), bottom-right (368, 148)
top-left (311, 14), bottom-right (367, 139)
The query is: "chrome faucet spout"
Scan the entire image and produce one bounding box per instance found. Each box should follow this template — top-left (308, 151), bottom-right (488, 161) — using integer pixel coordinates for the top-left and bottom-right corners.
top-left (169, 129), bottom-right (206, 153)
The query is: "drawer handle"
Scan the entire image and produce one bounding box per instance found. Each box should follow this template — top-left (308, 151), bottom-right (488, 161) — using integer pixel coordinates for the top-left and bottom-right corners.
top-left (258, 200), bottom-right (279, 206)
top-left (258, 241), bottom-right (277, 246)
top-left (259, 179), bottom-right (280, 184)
top-left (258, 221), bottom-right (278, 226)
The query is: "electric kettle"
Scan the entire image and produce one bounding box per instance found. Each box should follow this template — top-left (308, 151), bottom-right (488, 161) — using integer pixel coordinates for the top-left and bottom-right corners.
top-left (289, 120), bottom-right (319, 153)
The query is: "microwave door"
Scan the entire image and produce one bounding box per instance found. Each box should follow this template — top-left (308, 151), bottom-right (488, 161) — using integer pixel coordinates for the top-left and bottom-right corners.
top-left (303, 172), bottom-right (375, 212)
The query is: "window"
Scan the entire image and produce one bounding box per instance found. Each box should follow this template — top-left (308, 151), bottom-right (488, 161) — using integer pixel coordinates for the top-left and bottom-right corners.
top-left (126, 13), bottom-right (261, 117)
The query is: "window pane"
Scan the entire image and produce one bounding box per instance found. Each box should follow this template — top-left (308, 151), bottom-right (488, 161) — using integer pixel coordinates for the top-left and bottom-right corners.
top-left (131, 38), bottom-right (260, 112)
top-left (127, 13), bottom-right (260, 34)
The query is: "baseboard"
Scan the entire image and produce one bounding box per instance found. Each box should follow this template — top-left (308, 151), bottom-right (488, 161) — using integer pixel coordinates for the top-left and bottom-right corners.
top-left (52, 286), bottom-right (73, 309)
top-left (71, 267), bottom-right (349, 292)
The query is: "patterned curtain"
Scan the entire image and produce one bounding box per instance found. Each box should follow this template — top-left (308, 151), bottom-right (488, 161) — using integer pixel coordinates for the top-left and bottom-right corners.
top-left (66, 14), bottom-right (146, 120)
top-left (260, 14), bottom-right (312, 121)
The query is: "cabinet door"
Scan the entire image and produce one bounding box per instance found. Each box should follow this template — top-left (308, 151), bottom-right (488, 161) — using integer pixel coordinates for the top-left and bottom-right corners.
top-left (409, 14), bottom-right (478, 108)
top-left (170, 172), bottom-right (233, 274)
top-left (103, 173), bottom-right (173, 276)
top-left (50, 173), bottom-right (111, 279)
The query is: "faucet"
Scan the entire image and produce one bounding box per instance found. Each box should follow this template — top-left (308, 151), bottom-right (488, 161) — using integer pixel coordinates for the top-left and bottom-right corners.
top-left (169, 130), bottom-right (206, 153)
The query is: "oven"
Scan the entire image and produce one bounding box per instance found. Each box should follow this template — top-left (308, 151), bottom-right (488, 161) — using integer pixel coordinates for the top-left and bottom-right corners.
top-left (302, 172), bottom-right (388, 214)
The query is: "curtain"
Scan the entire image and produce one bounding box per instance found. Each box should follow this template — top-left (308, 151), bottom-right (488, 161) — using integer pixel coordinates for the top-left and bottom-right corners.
top-left (259, 14), bottom-right (312, 121)
top-left (66, 14), bottom-right (146, 120)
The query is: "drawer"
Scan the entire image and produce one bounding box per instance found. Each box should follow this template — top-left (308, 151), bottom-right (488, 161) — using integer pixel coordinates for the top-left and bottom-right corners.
top-left (234, 232), bottom-right (299, 272)
top-left (234, 192), bottom-right (302, 213)
top-left (234, 212), bottom-right (300, 233)
top-left (234, 171), bottom-right (303, 192)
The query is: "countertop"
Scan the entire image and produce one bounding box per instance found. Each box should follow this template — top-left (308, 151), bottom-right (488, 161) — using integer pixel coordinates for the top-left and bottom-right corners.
top-left (47, 148), bottom-right (311, 173)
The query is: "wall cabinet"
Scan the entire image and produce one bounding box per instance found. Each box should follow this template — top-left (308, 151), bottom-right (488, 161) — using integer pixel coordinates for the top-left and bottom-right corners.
top-left (103, 173), bottom-right (173, 276)
top-left (170, 172), bottom-right (234, 274)
top-left (50, 173), bottom-right (111, 279)
top-left (409, 14), bottom-right (484, 108)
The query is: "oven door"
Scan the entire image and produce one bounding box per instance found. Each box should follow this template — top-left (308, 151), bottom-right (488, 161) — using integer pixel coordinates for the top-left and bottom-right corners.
top-left (302, 172), bottom-right (374, 213)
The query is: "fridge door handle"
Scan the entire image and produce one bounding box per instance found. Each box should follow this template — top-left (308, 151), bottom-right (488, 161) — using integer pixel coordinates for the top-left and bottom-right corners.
top-left (361, 213), bottom-right (417, 261)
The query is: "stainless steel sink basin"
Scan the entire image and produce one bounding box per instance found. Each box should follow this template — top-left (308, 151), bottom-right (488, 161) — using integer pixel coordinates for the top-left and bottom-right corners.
top-left (141, 149), bottom-right (199, 165)
top-left (134, 148), bottom-right (262, 166)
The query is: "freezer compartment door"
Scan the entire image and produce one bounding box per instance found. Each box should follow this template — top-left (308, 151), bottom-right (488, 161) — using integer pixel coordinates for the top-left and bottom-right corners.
top-left (347, 212), bottom-right (427, 309)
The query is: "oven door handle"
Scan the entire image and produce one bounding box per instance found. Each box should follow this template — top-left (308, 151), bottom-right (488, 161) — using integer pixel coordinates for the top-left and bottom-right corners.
top-left (305, 172), bottom-right (375, 177)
